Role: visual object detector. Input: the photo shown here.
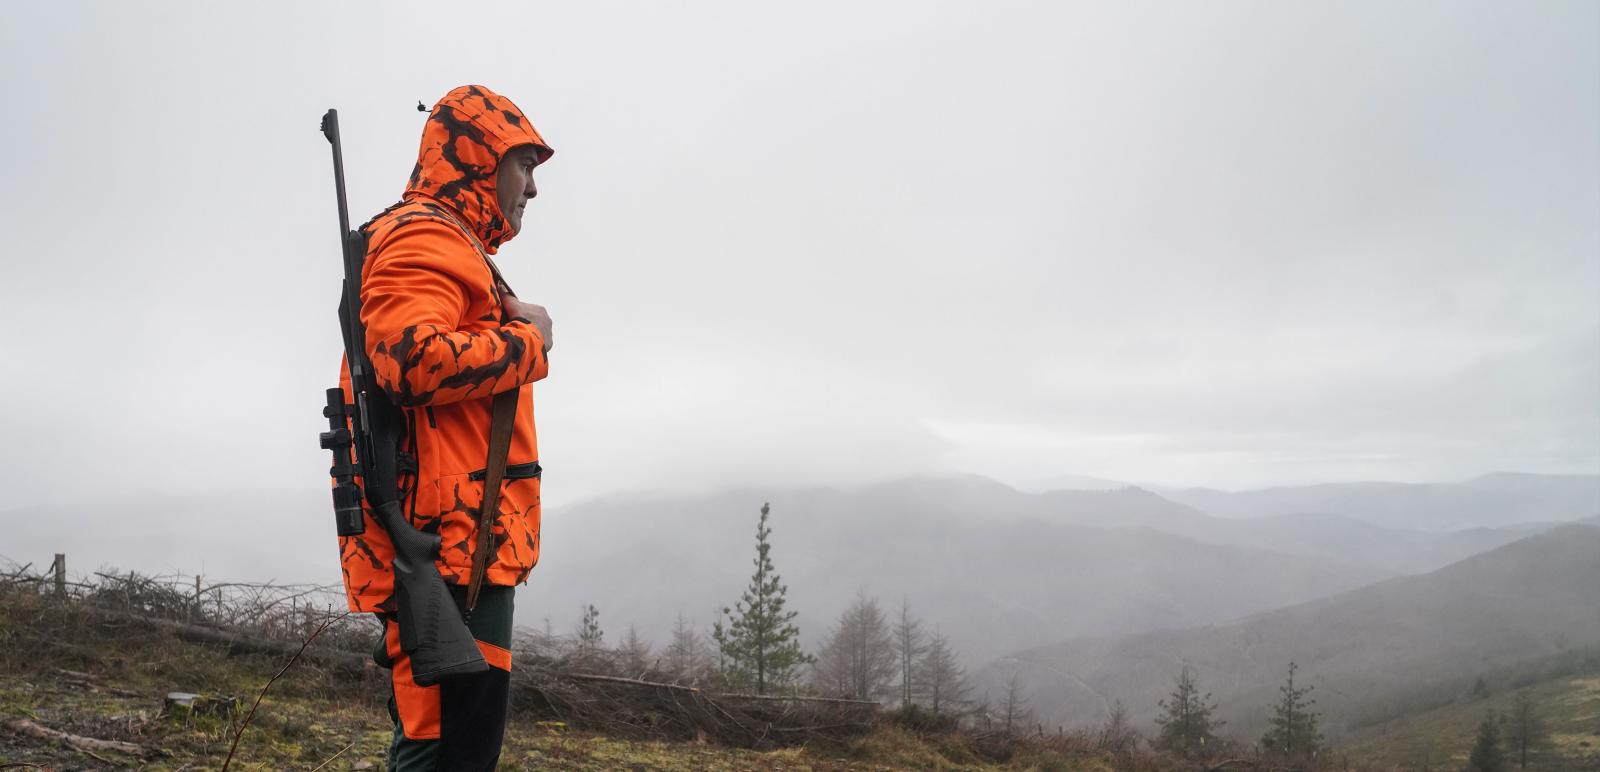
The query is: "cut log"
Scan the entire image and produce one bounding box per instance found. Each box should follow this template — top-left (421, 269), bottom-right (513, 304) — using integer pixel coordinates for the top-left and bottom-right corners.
top-left (51, 667), bottom-right (146, 698)
top-left (514, 669), bottom-right (879, 749)
top-left (711, 691), bottom-right (879, 706)
top-left (564, 673), bottom-right (700, 691)
top-left (562, 673), bottom-right (878, 705)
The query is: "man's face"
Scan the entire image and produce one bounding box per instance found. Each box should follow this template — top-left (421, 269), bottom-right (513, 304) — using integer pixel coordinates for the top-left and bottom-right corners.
top-left (496, 145), bottom-right (540, 236)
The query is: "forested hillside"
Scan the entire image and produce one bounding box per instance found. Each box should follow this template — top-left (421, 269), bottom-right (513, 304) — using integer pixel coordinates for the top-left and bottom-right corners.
top-left (975, 525), bottom-right (1600, 746)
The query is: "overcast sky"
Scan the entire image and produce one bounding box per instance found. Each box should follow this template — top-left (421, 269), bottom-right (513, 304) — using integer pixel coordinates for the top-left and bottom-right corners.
top-left (1, 1), bottom-right (1596, 516)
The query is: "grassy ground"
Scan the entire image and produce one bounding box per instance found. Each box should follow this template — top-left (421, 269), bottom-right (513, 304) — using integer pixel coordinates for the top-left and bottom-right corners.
top-left (0, 664), bottom-right (1112, 770)
top-left (0, 591), bottom-right (1124, 771)
top-left (1341, 673), bottom-right (1600, 770)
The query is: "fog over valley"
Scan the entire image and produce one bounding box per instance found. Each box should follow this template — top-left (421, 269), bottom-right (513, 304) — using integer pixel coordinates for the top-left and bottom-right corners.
top-left (8, 473), bottom-right (1596, 663)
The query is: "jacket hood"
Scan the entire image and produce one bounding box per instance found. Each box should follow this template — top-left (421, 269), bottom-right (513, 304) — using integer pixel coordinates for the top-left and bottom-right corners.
top-left (405, 84), bottom-right (554, 253)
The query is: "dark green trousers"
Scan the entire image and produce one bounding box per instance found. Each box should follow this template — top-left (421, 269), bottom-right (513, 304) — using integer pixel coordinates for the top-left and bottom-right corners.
top-left (380, 585), bottom-right (514, 771)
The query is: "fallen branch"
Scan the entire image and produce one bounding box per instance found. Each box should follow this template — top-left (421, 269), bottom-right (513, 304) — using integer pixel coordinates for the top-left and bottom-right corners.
top-left (309, 738), bottom-right (359, 772)
top-left (1206, 761), bottom-right (1290, 772)
top-left (565, 673), bottom-right (701, 691)
top-left (3, 717), bottom-right (145, 757)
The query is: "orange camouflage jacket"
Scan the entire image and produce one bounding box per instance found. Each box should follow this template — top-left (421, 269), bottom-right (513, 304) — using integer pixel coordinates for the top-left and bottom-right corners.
top-left (338, 85), bottom-right (554, 614)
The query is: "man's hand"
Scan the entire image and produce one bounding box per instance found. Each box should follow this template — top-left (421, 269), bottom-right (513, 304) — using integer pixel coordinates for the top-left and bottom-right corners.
top-left (501, 293), bottom-right (553, 353)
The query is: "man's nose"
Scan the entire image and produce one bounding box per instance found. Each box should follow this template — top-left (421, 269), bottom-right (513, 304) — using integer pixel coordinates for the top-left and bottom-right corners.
top-left (525, 177), bottom-right (538, 200)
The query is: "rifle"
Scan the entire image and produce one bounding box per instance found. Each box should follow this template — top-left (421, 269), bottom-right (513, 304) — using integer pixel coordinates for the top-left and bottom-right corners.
top-left (317, 108), bottom-right (488, 686)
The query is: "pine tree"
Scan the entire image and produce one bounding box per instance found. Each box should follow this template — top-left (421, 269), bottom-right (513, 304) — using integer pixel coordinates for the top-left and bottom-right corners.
top-left (576, 603), bottom-right (604, 652)
top-left (892, 597), bottom-right (927, 707)
top-left (710, 616), bottom-right (728, 676)
top-left (1154, 666), bottom-right (1224, 759)
top-left (712, 502), bottom-right (810, 694)
top-left (1504, 691), bottom-right (1549, 769)
top-left (920, 631), bottom-right (971, 717)
top-left (1467, 713), bottom-right (1505, 772)
top-left (1260, 661), bottom-right (1323, 760)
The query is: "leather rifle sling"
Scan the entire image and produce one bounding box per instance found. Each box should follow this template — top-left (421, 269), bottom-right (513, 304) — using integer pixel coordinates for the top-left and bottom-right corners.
top-left (465, 386), bottom-right (518, 612)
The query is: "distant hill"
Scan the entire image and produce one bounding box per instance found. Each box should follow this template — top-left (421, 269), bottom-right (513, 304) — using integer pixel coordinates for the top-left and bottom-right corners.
top-left (1008, 473), bottom-right (1593, 571)
top-left (1156, 472), bottom-right (1600, 530)
top-left (1168, 511), bottom-right (1545, 575)
top-left (1014, 487), bottom-right (1543, 574)
top-left (1014, 473), bottom-right (1132, 493)
top-left (522, 476), bottom-right (1389, 664)
top-left (974, 524), bottom-right (1600, 740)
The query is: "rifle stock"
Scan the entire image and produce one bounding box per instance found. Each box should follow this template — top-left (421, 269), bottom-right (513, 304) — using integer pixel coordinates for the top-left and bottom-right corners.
top-left (318, 108), bottom-right (488, 686)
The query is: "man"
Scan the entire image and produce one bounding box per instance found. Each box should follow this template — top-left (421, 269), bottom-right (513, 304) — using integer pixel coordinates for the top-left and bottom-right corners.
top-left (336, 84), bottom-right (554, 770)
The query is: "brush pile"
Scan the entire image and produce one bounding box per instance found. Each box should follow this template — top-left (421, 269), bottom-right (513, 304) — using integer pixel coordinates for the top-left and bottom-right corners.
top-left (0, 557), bottom-right (373, 670)
top-left (508, 638), bottom-right (877, 748)
top-left (511, 669), bottom-right (878, 748)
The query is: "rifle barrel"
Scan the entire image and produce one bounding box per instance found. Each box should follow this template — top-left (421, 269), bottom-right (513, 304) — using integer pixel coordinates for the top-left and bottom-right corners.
top-left (321, 109), bottom-right (352, 238)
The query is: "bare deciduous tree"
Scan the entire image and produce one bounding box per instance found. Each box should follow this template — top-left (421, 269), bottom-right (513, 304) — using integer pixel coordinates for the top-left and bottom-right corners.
top-left (1098, 698), bottom-right (1139, 753)
top-left (664, 612), bottom-right (708, 684)
top-left (618, 625), bottom-right (653, 677)
top-left (811, 591), bottom-right (896, 702)
top-left (892, 597), bottom-right (927, 708)
top-left (1000, 672), bottom-right (1032, 735)
top-left (921, 630), bottom-right (970, 717)
top-left (1504, 691), bottom-right (1549, 769)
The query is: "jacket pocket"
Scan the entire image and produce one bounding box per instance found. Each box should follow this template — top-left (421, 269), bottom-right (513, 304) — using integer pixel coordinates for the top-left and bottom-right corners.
top-left (496, 475), bottom-right (542, 575)
top-left (469, 460), bottom-right (542, 481)
top-left (434, 466), bottom-right (542, 581)
top-left (432, 472), bottom-right (480, 581)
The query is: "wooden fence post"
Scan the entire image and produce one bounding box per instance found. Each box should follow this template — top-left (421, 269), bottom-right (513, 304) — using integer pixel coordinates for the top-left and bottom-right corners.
top-left (52, 553), bottom-right (66, 598)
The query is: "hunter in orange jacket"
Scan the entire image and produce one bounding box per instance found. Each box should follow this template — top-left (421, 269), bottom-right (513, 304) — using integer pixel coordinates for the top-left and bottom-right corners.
top-left (338, 85), bottom-right (554, 615)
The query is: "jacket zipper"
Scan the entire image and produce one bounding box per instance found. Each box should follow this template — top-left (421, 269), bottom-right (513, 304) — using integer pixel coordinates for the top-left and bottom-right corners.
top-left (406, 410), bottom-right (420, 527)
